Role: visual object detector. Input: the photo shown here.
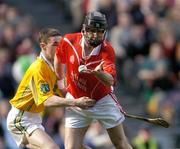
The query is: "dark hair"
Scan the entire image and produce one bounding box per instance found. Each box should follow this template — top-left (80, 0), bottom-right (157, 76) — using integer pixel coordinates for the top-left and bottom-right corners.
top-left (38, 28), bottom-right (61, 44)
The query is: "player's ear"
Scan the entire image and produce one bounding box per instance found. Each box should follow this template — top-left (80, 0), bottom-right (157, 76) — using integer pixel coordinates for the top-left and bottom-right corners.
top-left (81, 24), bottom-right (85, 34)
top-left (40, 42), bottom-right (46, 50)
top-left (81, 28), bottom-right (84, 34)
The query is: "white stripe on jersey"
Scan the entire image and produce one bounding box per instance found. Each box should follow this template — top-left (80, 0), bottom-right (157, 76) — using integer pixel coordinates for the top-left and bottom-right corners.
top-left (103, 63), bottom-right (115, 69)
top-left (86, 60), bottom-right (103, 67)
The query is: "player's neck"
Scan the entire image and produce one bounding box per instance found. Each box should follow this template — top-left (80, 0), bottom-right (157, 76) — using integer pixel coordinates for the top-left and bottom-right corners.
top-left (84, 43), bottom-right (93, 51)
top-left (40, 52), bottom-right (54, 70)
top-left (84, 44), bottom-right (93, 57)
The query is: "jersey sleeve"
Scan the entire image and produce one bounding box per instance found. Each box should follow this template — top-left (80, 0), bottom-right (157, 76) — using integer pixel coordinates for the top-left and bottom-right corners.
top-left (102, 45), bottom-right (117, 83)
top-left (29, 67), bottom-right (54, 106)
top-left (56, 37), bottom-right (67, 63)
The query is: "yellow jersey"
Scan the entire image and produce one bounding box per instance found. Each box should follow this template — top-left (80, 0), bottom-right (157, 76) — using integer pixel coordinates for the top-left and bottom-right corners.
top-left (10, 55), bottom-right (62, 113)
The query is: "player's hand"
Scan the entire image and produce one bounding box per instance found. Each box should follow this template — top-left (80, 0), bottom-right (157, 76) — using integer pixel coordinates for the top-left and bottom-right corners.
top-left (78, 65), bottom-right (92, 74)
top-left (94, 61), bottom-right (104, 72)
top-left (79, 61), bottom-right (104, 74)
top-left (89, 61), bottom-right (104, 74)
top-left (75, 97), bottom-right (96, 109)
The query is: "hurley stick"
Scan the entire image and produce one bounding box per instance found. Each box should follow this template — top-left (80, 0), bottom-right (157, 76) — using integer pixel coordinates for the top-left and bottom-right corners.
top-left (124, 112), bottom-right (170, 128)
top-left (116, 98), bottom-right (170, 128)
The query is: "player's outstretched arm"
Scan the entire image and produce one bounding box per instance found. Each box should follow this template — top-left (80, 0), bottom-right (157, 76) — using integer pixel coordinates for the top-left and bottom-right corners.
top-left (92, 70), bottom-right (114, 87)
top-left (44, 95), bottom-right (96, 109)
top-left (80, 62), bottom-right (114, 87)
top-left (92, 61), bottom-right (114, 86)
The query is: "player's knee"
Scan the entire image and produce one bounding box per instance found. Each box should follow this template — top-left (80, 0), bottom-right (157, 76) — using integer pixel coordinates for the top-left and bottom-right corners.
top-left (65, 145), bottom-right (76, 149)
top-left (44, 143), bottom-right (59, 149)
top-left (82, 145), bottom-right (92, 149)
top-left (65, 144), bottom-right (83, 149)
top-left (113, 140), bottom-right (132, 149)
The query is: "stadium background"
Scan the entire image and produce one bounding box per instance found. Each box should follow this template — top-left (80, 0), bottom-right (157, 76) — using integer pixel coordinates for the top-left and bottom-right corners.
top-left (0, 0), bottom-right (179, 148)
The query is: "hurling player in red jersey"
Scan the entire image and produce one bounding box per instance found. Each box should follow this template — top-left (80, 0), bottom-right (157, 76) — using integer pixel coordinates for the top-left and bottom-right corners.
top-left (55, 11), bottom-right (132, 149)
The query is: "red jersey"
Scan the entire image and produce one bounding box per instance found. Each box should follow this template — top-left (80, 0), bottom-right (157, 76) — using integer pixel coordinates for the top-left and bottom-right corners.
top-left (56, 33), bottom-right (116, 100)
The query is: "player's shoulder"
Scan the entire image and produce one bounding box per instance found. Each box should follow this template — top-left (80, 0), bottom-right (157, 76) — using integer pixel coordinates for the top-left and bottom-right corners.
top-left (29, 58), bottom-right (45, 72)
top-left (63, 32), bottom-right (82, 43)
top-left (100, 41), bottom-right (115, 58)
top-left (32, 57), bottom-right (42, 65)
top-left (102, 40), bottom-right (114, 51)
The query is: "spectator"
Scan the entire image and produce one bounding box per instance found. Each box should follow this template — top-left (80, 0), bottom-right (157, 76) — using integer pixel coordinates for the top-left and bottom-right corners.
top-left (0, 124), bottom-right (6, 149)
top-left (132, 126), bottom-right (161, 149)
top-left (0, 47), bottom-right (16, 99)
top-left (137, 42), bottom-right (172, 95)
top-left (0, 99), bottom-right (18, 149)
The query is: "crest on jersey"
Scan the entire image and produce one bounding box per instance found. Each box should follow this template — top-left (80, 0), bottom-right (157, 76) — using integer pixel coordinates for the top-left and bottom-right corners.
top-left (70, 55), bottom-right (75, 64)
top-left (40, 83), bottom-right (50, 94)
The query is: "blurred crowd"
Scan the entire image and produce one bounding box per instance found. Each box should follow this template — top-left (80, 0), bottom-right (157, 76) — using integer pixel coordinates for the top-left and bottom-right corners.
top-left (0, 0), bottom-right (179, 149)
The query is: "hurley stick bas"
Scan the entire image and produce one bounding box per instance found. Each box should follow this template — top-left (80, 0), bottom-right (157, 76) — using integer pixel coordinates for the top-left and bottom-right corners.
top-left (124, 112), bottom-right (170, 128)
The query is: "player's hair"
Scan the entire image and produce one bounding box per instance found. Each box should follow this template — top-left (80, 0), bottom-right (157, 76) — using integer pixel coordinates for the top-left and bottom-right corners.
top-left (38, 28), bottom-right (61, 44)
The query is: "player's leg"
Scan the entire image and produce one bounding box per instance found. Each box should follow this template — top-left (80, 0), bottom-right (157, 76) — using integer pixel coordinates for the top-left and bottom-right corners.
top-left (93, 93), bottom-right (132, 149)
top-left (25, 143), bottom-right (40, 149)
top-left (65, 126), bottom-right (90, 149)
top-left (25, 128), bottom-right (59, 149)
top-left (107, 124), bottom-right (132, 149)
top-left (7, 107), bottom-right (59, 149)
top-left (64, 93), bottom-right (93, 149)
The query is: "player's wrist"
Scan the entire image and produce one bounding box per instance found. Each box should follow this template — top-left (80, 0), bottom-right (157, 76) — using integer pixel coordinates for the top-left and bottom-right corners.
top-left (72, 100), bottom-right (79, 107)
top-left (92, 70), bottom-right (102, 76)
top-left (66, 99), bottom-right (76, 107)
top-left (57, 79), bottom-right (65, 89)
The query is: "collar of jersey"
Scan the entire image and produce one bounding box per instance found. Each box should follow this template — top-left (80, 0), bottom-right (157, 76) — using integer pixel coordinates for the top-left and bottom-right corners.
top-left (80, 36), bottom-right (101, 59)
top-left (39, 52), bottom-right (54, 72)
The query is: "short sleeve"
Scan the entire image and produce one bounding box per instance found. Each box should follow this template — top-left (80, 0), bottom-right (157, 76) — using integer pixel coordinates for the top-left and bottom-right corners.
top-left (29, 68), bottom-right (54, 106)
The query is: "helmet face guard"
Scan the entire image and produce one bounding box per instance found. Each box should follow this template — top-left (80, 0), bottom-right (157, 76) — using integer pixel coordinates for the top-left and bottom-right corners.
top-left (82, 11), bottom-right (107, 47)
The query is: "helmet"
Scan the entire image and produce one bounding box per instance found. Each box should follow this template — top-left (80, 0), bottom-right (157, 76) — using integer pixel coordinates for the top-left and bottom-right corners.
top-left (83, 11), bottom-right (107, 47)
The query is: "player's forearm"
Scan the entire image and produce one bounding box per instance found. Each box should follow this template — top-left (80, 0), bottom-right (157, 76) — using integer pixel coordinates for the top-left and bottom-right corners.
top-left (92, 71), bottom-right (114, 86)
top-left (44, 95), bottom-right (76, 107)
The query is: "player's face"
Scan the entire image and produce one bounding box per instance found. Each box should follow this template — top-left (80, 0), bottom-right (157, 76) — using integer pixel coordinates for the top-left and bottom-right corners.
top-left (45, 36), bottom-right (61, 61)
top-left (83, 27), bottom-right (105, 47)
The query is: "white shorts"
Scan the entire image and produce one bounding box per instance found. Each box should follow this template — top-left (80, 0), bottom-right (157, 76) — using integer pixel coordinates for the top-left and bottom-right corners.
top-left (65, 92), bottom-right (125, 129)
top-left (6, 106), bottom-right (45, 147)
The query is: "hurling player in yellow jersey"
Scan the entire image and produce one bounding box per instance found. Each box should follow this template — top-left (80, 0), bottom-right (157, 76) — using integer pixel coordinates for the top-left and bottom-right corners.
top-left (7, 28), bottom-right (96, 149)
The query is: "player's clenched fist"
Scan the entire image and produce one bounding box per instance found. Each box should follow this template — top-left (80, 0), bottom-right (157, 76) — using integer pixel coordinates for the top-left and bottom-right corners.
top-left (75, 97), bottom-right (96, 109)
